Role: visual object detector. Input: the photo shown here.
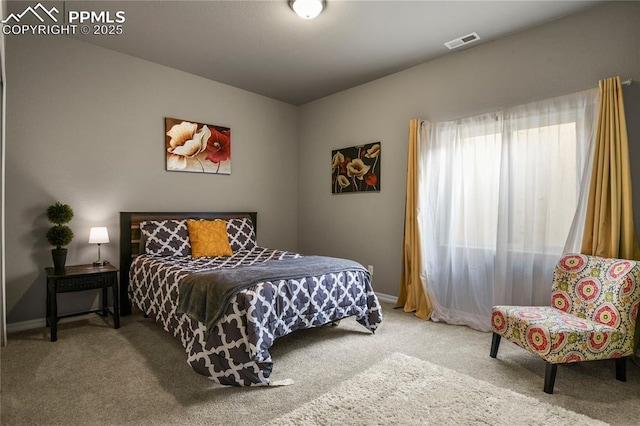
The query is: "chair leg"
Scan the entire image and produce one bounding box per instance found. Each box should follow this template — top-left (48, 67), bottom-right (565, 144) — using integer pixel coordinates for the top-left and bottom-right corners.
top-left (615, 357), bottom-right (627, 382)
top-left (490, 333), bottom-right (501, 358)
top-left (544, 363), bottom-right (557, 394)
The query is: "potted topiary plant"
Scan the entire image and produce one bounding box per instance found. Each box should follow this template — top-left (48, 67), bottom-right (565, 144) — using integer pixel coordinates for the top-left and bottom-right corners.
top-left (45, 202), bottom-right (74, 270)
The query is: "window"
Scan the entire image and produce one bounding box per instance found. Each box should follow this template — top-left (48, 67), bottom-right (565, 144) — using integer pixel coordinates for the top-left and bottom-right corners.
top-left (418, 89), bottom-right (599, 331)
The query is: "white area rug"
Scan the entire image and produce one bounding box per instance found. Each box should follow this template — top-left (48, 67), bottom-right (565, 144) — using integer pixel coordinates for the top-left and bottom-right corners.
top-left (269, 353), bottom-right (607, 425)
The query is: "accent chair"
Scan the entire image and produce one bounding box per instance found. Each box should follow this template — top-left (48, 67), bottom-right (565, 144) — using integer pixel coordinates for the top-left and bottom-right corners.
top-left (490, 253), bottom-right (640, 394)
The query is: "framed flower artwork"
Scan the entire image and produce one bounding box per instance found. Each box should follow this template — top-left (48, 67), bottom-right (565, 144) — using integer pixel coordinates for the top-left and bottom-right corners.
top-left (165, 117), bottom-right (231, 174)
top-left (331, 142), bottom-right (380, 193)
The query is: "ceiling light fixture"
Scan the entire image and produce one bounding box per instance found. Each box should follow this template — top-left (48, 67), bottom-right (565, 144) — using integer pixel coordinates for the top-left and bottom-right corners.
top-left (290, 0), bottom-right (325, 20)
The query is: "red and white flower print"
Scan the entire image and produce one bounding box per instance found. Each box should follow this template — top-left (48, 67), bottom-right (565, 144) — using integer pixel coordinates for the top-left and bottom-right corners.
top-left (588, 331), bottom-right (609, 352)
top-left (630, 301), bottom-right (639, 323)
top-left (559, 255), bottom-right (587, 272)
top-left (517, 310), bottom-right (544, 320)
top-left (551, 333), bottom-right (566, 352)
top-left (576, 278), bottom-right (601, 302)
top-left (492, 310), bottom-right (507, 332)
top-left (552, 292), bottom-right (571, 313)
top-left (620, 276), bottom-right (635, 296)
top-left (563, 351), bottom-right (584, 363)
top-left (526, 326), bottom-right (550, 353)
top-left (594, 304), bottom-right (619, 328)
top-left (608, 260), bottom-right (633, 280)
top-left (562, 318), bottom-right (591, 330)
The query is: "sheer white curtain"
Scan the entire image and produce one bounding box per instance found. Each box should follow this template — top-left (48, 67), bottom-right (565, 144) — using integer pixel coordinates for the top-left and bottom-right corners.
top-left (417, 88), bottom-right (599, 331)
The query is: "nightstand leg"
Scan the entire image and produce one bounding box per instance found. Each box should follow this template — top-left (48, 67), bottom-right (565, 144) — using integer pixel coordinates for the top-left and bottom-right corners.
top-left (46, 283), bottom-right (51, 327)
top-left (113, 279), bottom-right (120, 329)
top-left (50, 288), bottom-right (57, 342)
top-left (102, 286), bottom-right (108, 316)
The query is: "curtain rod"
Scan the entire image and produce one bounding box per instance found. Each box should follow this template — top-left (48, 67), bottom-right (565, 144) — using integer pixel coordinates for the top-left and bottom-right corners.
top-left (598, 79), bottom-right (633, 86)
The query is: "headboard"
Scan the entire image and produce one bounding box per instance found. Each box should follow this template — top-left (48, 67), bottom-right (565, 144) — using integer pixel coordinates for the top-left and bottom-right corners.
top-left (119, 211), bottom-right (257, 315)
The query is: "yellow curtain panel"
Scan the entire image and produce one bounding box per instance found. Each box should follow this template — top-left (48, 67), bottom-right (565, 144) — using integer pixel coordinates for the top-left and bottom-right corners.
top-left (580, 76), bottom-right (640, 261)
top-left (397, 119), bottom-right (432, 320)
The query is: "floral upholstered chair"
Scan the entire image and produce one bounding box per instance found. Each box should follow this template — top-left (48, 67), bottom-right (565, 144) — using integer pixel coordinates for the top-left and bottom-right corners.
top-left (490, 254), bottom-right (640, 394)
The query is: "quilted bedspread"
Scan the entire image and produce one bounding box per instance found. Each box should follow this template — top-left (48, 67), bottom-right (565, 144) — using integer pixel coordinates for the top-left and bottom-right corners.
top-left (128, 247), bottom-right (382, 386)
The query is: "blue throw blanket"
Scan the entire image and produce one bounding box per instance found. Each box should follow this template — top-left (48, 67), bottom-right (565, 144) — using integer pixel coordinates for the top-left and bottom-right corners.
top-left (177, 255), bottom-right (368, 334)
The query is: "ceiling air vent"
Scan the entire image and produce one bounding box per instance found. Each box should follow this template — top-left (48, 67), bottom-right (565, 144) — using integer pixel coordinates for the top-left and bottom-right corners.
top-left (444, 32), bottom-right (481, 50)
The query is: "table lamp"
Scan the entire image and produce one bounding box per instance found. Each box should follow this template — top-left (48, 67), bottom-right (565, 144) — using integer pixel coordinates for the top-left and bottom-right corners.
top-left (89, 226), bottom-right (109, 266)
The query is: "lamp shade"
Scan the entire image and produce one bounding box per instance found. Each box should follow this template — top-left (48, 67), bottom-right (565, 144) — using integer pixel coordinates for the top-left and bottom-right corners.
top-left (290, 0), bottom-right (324, 19)
top-left (89, 227), bottom-right (109, 244)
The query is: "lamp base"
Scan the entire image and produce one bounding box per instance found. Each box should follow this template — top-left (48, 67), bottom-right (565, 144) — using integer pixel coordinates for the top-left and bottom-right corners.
top-left (93, 260), bottom-right (108, 266)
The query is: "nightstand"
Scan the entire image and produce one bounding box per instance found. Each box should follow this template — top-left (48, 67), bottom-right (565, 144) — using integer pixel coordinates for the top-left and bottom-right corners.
top-left (45, 263), bottom-right (120, 342)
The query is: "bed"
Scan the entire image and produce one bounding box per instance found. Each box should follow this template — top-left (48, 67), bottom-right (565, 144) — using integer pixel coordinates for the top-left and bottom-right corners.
top-left (119, 211), bottom-right (382, 386)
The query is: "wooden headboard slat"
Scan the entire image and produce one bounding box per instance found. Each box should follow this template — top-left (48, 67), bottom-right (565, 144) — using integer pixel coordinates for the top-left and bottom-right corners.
top-left (119, 211), bottom-right (257, 315)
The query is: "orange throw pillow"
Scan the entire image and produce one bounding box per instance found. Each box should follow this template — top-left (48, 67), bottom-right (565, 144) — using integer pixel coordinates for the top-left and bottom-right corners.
top-left (187, 220), bottom-right (233, 258)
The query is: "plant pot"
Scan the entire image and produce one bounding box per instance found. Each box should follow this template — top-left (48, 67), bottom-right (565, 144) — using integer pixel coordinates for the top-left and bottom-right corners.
top-left (51, 248), bottom-right (67, 271)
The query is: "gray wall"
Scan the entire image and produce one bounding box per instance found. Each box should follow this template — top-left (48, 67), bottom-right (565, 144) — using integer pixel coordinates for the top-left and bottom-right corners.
top-left (5, 35), bottom-right (299, 324)
top-left (297, 2), bottom-right (640, 297)
top-left (626, 84), bottom-right (640, 253)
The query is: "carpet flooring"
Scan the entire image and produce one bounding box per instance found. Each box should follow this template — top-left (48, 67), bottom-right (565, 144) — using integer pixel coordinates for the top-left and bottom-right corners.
top-left (268, 352), bottom-right (607, 425)
top-left (1, 301), bottom-right (639, 425)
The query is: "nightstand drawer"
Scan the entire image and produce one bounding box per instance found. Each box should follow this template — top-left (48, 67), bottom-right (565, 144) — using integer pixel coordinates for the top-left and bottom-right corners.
top-left (56, 274), bottom-right (116, 292)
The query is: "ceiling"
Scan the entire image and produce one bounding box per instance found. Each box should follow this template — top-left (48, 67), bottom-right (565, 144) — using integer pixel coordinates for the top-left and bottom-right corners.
top-left (10, 0), bottom-right (605, 105)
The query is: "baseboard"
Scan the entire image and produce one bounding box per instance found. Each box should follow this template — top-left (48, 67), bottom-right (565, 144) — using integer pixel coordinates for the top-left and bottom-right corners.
top-left (7, 318), bottom-right (45, 333)
top-left (7, 311), bottom-right (106, 334)
top-left (375, 292), bottom-right (398, 305)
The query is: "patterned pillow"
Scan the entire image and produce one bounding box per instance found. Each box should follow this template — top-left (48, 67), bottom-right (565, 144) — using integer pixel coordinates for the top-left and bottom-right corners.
top-left (226, 217), bottom-right (256, 251)
top-left (187, 220), bottom-right (233, 258)
top-left (140, 220), bottom-right (191, 256)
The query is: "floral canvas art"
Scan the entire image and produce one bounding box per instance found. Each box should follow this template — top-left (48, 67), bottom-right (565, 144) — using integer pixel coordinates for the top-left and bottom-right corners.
top-left (165, 117), bottom-right (231, 174)
top-left (331, 142), bottom-right (381, 193)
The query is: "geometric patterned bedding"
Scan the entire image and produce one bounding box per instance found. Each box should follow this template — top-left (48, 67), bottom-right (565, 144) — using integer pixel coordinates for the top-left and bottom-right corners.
top-left (129, 246), bottom-right (383, 386)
